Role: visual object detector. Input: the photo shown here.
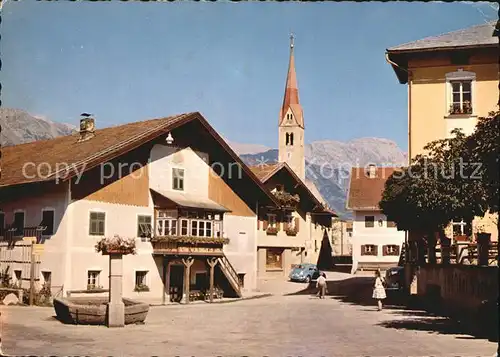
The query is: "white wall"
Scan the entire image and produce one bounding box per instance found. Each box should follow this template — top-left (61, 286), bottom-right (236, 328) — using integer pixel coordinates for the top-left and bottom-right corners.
top-left (149, 144), bottom-right (209, 196)
top-left (351, 210), bottom-right (405, 272)
top-left (0, 183), bottom-right (69, 294)
top-left (223, 215), bottom-right (257, 291)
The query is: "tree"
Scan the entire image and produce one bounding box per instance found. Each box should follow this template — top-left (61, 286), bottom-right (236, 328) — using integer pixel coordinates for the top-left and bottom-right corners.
top-left (467, 110), bottom-right (500, 238)
top-left (467, 110), bottom-right (499, 214)
top-left (380, 129), bottom-right (487, 245)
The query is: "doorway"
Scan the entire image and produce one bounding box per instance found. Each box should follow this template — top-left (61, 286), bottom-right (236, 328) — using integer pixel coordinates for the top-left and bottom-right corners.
top-left (169, 265), bottom-right (184, 302)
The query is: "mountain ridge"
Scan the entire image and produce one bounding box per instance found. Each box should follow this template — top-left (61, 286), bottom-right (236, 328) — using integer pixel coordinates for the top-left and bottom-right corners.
top-left (0, 108), bottom-right (406, 218)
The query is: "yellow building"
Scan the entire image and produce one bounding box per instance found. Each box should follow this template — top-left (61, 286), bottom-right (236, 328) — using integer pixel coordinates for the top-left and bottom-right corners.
top-left (386, 21), bottom-right (499, 242)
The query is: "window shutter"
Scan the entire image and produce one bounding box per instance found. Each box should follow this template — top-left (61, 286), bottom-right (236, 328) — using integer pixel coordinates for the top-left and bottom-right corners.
top-left (360, 245), bottom-right (366, 256)
top-left (277, 221), bottom-right (281, 231)
top-left (382, 245), bottom-right (387, 256)
top-left (257, 220), bottom-right (260, 230)
top-left (395, 245), bottom-right (400, 256)
top-left (263, 220), bottom-right (268, 230)
top-left (294, 217), bottom-right (300, 232)
top-left (373, 245), bottom-right (379, 256)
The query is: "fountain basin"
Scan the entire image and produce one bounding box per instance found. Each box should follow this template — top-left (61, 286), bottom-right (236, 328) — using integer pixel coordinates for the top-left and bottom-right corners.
top-left (53, 296), bottom-right (149, 325)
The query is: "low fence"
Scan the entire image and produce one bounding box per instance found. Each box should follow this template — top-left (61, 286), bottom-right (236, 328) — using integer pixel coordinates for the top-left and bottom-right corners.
top-left (417, 264), bottom-right (498, 315)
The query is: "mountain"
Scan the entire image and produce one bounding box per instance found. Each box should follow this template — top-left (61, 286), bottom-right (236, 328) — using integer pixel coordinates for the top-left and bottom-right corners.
top-left (238, 139), bottom-right (407, 219)
top-left (1, 108), bottom-right (406, 219)
top-left (0, 108), bottom-right (77, 146)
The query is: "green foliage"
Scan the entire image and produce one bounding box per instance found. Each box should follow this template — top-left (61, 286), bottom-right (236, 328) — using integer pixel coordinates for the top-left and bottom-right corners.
top-left (380, 128), bottom-right (488, 232)
top-left (467, 110), bottom-right (500, 214)
top-left (151, 235), bottom-right (230, 245)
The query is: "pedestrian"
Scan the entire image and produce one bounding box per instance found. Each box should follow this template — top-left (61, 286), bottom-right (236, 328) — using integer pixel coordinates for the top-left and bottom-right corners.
top-left (316, 272), bottom-right (327, 299)
top-left (372, 269), bottom-right (386, 311)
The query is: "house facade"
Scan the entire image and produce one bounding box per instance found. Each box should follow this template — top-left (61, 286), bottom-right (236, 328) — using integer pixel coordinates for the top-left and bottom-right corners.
top-left (250, 163), bottom-right (336, 280)
top-left (346, 166), bottom-right (405, 273)
top-left (386, 21), bottom-right (499, 242)
top-left (0, 112), bottom-right (280, 303)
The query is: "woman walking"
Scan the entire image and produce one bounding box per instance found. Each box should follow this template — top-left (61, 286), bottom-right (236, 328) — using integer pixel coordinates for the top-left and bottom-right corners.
top-left (372, 270), bottom-right (386, 311)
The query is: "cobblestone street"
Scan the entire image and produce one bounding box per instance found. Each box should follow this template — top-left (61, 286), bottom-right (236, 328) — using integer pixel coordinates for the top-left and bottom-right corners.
top-left (1, 285), bottom-right (497, 357)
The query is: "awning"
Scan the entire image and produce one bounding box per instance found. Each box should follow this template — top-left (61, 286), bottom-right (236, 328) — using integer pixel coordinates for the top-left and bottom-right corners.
top-left (150, 188), bottom-right (231, 213)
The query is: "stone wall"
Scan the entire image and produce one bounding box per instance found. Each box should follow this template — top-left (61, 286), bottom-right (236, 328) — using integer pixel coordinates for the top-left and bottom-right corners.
top-left (417, 264), bottom-right (498, 314)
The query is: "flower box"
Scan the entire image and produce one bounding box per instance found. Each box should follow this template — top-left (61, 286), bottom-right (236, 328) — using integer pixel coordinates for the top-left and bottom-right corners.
top-left (285, 227), bottom-right (297, 236)
top-left (95, 235), bottom-right (137, 255)
top-left (150, 235), bottom-right (230, 245)
top-left (266, 227), bottom-right (278, 236)
top-left (454, 235), bottom-right (469, 242)
top-left (134, 284), bottom-right (150, 292)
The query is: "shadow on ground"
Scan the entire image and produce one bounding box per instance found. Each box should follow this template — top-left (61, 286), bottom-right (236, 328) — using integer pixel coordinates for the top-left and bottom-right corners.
top-left (286, 276), bottom-right (499, 343)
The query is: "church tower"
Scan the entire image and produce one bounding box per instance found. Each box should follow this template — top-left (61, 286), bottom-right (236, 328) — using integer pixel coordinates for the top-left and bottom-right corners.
top-left (278, 34), bottom-right (305, 181)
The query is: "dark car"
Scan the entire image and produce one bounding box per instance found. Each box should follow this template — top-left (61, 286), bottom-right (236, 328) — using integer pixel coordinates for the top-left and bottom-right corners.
top-left (384, 266), bottom-right (404, 291)
top-left (288, 263), bottom-right (321, 283)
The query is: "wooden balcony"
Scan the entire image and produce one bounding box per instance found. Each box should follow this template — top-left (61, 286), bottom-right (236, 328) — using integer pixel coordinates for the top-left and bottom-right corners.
top-left (150, 235), bottom-right (230, 256)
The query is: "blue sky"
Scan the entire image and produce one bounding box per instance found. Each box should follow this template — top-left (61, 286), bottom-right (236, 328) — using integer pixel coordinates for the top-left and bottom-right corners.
top-left (1, 1), bottom-right (497, 150)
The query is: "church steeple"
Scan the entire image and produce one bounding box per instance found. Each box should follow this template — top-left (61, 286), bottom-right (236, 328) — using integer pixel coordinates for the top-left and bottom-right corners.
top-left (278, 33), bottom-right (305, 180)
top-left (280, 33), bottom-right (304, 128)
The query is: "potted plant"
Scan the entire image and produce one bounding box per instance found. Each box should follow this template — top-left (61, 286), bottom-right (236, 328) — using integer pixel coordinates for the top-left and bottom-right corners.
top-left (95, 234), bottom-right (137, 255)
top-left (134, 284), bottom-right (150, 292)
top-left (285, 226), bottom-right (298, 236)
top-left (266, 226), bottom-right (278, 235)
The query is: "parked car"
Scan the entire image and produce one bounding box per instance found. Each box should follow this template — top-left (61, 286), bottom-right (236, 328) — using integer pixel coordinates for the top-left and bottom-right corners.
top-left (289, 263), bottom-right (320, 283)
top-left (384, 266), bottom-right (405, 291)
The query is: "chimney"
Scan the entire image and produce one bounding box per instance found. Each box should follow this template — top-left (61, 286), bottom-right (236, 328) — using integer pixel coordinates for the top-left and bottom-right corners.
top-left (78, 113), bottom-right (95, 142)
top-left (367, 164), bottom-right (377, 178)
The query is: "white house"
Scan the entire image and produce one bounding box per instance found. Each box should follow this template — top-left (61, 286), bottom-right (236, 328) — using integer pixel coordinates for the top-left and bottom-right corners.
top-left (0, 112), bottom-right (280, 304)
top-left (346, 165), bottom-right (405, 273)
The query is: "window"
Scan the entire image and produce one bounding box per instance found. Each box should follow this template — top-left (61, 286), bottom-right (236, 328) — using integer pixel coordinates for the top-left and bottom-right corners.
top-left (383, 245), bottom-right (400, 256)
top-left (237, 273), bottom-right (245, 288)
top-left (364, 216), bottom-right (375, 228)
top-left (285, 214), bottom-right (294, 229)
top-left (172, 168), bottom-right (184, 191)
top-left (0, 212), bottom-right (4, 236)
top-left (137, 215), bottom-right (152, 241)
top-left (87, 270), bottom-right (101, 289)
top-left (449, 81), bottom-right (472, 115)
top-left (361, 244), bottom-right (377, 256)
top-left (446, 70), bottom-right (475, 116)
top-left (266, 248), bottom-right (283, 269)
top-left (41, 209), bottom-right (55, 236)
top-left (13, 211), bottom-right (25, 236)
top-left (377, 219), bottom-right (383, 227)
top-left (346, 227), bottom-right (353, 237)
top-left (267, 214), bottom-right (277, 228)
top-left (286, 113), bottom-right (292, 122)
top-left (14, 270), bottom-right (22, 284)
top-left (89, 212), bottom-right (105, 236)
top-left (42, 271), bottom-right (52, 287)
top-left (387, 220), bottom-right (397, 228)
top-left (135, 271), bottom-right (148, 287)
top-left (289, 133), bottom-right (294, 146)
top-left (452, 219), bottom-right (468, 236)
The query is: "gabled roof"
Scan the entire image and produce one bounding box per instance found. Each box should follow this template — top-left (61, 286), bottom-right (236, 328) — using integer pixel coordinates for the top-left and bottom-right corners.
top-left (387, 21), bottom-right (498, 53)
top-left (346, 167), bottom-right (400, 211)
top-left (250, 162), bottom-right (337, 217)
top-left (0, 112), bottom-right (281, 207)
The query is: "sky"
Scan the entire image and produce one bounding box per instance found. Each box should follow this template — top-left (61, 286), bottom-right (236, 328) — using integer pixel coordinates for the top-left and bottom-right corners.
top-left (1, 1), bottom-right (497, 151)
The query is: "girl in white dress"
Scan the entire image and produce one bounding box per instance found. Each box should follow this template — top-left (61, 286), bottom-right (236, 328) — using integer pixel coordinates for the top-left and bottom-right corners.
top-left (372, 269), bottom-right (386, 311)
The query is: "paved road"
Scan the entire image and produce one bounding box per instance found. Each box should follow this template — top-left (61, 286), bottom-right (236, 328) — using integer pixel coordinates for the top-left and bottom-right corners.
top-left (1, 291), bottom-right (497, 357)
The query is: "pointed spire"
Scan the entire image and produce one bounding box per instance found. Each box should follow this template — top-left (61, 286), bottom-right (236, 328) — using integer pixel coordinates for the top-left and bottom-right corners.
top-left (281, 33), bottom-right (300, 122)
